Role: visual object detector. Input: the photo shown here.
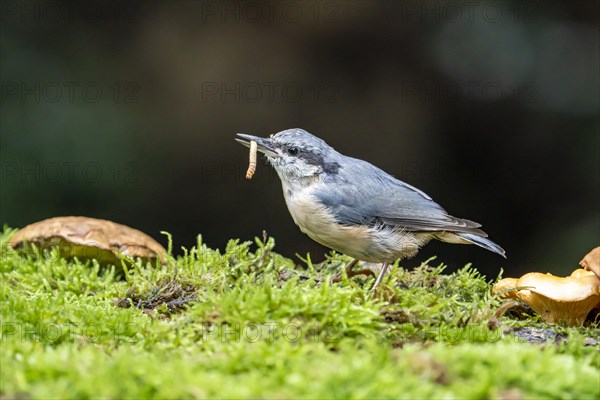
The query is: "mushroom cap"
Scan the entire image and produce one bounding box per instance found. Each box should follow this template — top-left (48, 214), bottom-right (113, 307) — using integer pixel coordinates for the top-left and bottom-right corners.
top-left (570, 268), bottom-right (597, 278)
top-left (579, 246), bottom-right (600, 279)
top-left (492, 278), bottom-right (520, 299)
top-left (517, 272), bottom-right (600, 301)
top-left (516, 272), bottom-right (600, 326)
top-left (9, 216), bottom-right (167, 266)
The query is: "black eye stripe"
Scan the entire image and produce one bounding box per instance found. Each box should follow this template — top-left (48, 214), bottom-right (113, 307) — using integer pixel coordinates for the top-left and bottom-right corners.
top-left (277, 144), bottom-right (339, 174)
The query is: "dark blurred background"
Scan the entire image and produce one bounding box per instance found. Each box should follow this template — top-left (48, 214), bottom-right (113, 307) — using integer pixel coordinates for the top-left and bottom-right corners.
top-left (1, 0), bottom-right (598, 277)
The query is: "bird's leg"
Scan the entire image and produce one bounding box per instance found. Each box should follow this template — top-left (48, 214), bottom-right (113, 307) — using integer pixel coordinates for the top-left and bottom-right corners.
top-left (371, 262), bottom-right (390, 293)
top-left (331, 259), bottom-right (375, 283)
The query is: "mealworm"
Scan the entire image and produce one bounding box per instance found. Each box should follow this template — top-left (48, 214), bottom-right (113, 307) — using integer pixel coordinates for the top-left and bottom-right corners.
top-left (245, 140), bottom-right (257, 179)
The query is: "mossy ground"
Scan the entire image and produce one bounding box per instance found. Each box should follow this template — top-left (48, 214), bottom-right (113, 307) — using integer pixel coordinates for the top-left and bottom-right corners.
top-left (1, 227), bottom-right (599, 399)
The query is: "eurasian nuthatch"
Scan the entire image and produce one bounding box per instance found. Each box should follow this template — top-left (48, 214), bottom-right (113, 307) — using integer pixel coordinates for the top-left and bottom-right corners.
top-left (236, 128), bottom-right (505, 291)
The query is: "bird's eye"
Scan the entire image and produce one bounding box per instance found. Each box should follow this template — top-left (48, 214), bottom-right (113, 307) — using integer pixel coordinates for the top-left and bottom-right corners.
top-left (287, 147), bottom-right (299, 156)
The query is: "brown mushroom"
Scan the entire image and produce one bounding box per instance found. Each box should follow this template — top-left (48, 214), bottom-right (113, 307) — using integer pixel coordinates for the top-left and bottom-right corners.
top-left (579, 246), bottom-right (600, 279)
top-left (9, 216), bottom-right (167, 267)
top-left (514, 272), bottom-right (600, 326)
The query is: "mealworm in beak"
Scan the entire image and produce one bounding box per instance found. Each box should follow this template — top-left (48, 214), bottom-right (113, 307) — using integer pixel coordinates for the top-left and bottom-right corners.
top-left (245, 140), bottom-right (257, 179)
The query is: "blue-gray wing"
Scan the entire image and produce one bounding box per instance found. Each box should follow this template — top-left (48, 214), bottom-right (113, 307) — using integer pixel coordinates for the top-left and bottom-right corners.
top-left (315, 157), bottom-right (487, 236)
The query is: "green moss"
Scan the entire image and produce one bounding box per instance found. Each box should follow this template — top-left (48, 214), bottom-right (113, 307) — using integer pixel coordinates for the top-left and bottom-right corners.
top-left (1, 227), bottom-right (598, 399)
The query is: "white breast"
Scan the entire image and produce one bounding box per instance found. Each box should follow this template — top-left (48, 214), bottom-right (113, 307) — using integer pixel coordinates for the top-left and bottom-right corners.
top-left (282, 184), bottom-right (432, 263)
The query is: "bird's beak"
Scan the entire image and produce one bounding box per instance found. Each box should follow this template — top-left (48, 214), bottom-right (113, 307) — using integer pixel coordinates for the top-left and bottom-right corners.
top-left (235, 133), bottom-right (278, 157)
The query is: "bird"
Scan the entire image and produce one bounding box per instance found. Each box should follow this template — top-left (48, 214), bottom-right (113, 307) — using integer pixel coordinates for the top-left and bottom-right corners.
top-left (236, 128), bottom-right (505, 291)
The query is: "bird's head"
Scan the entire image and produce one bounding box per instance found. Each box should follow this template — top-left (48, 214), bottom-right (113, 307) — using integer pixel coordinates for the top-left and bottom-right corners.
top-left (236, 129), bottom-right (341, 186)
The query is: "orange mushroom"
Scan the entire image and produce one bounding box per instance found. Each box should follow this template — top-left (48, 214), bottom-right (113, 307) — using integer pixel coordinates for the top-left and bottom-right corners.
top-left (494, 266), bottom-right (600, 327)
top-left (569, 268), bottom-right (596, 278)
top-left (515, 272), bottom-right (600, 326)
top-left (492, 278), bottom-right (519, 299)
top-left (579, 246), bottom-right (600, 279)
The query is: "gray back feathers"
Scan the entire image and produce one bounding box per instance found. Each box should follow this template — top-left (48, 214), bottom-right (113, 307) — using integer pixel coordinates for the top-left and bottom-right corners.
top-left (313, 147), bottom-right (487, 237)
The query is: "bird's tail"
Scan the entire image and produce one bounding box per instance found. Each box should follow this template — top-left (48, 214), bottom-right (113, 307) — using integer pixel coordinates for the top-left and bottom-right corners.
top-left (454, 232), bottom-right (506, 258)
